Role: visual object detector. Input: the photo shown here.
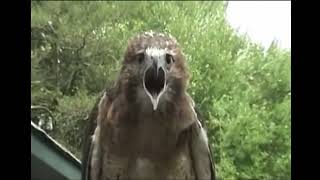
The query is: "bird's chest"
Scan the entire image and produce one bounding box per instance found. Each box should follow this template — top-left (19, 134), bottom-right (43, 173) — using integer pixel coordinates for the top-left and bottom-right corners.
top-left (101, 143), bottom-right (196, 180)
top-left (105, 118), bottom-right (178, 158)
top-left (100, 118), bottom-right (196, 179)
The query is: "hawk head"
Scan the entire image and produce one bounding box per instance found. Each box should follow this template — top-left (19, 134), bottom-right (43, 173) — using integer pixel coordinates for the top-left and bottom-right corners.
top-left (118, 31), bottom-right (190, 111)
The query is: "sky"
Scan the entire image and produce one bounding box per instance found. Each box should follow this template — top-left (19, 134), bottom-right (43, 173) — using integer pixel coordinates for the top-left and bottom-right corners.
top-left (226, 1), bottom-right (291, 50)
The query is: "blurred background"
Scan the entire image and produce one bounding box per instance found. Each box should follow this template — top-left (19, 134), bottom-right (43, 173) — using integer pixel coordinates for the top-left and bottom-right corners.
top-left (31, 1), bottom-right (291, 179)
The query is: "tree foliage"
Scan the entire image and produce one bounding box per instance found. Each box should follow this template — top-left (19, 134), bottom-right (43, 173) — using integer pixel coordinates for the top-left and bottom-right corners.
top-left (31, 2), bottom-right (291, 179)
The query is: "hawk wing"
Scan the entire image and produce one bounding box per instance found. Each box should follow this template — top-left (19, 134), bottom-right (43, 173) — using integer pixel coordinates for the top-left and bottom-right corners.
top-left (188, 99), bottom-right (216, 180)
top-left (81, 91), bottom-right (108, 180)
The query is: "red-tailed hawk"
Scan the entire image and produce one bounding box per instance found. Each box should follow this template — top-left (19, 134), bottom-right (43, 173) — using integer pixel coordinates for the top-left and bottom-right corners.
top-left (82, 31), bottom-right (216, 180)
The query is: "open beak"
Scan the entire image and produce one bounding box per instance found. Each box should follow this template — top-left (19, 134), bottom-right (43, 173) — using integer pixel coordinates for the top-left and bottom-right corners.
top-left (143, 59), bottom-right (167, 111)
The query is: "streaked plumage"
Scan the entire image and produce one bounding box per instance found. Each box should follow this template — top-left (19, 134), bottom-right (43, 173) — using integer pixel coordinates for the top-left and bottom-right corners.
top-left (82, 31), bottom-right (216, 180)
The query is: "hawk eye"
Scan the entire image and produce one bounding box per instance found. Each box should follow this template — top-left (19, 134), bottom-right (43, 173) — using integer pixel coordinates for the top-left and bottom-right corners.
top-left (137, 53), bottom-right (144, 64)
top-left (166, 54), bottom-right (174, 64)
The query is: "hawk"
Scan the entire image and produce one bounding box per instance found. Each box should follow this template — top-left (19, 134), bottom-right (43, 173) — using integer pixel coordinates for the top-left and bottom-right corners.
top-left (82, 31), bottom-right (216, 180)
